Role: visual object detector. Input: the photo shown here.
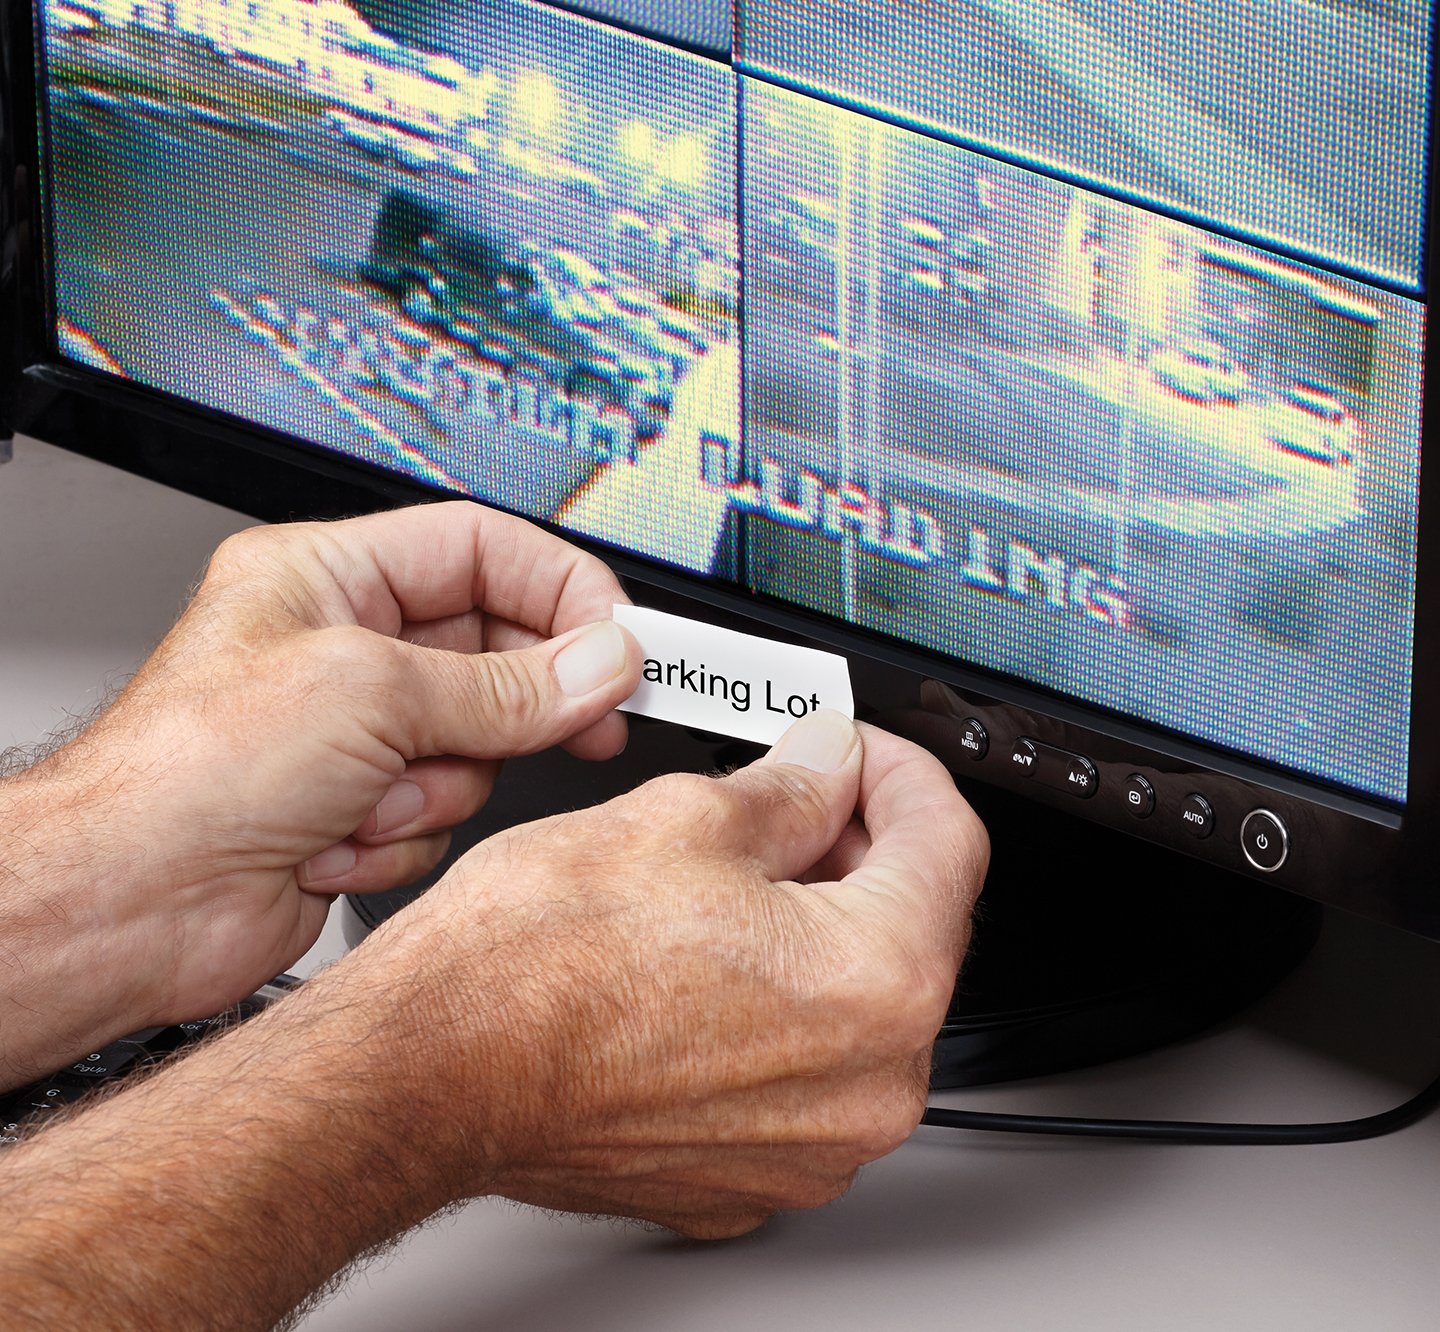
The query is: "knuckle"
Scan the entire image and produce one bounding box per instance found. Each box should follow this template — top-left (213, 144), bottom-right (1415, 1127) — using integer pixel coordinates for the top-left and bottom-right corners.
top-left (676, 1209), bottom-right (774, 1241)
top-left (413, 829), bottom-right (454, 874)
top-left (948, 801), bottom-right (991, 897)
top-left (890, 970), bottom-right (956, 1052)
top-left (470, 649), bottom-right (552, 734)
top-left (313, 621), bottom-right (392, 675)
top-left (773, 1170), bottom-right (854, 1213)
top-left (825, 940), bottom-right (956, 1055)
top-left (857, 1096), bottom-right (925, 1162)
top-left (746, 765), bottom-right (836, 835)
top-left (560, 540), bottom-right (627, 601)
top-left (302, 625), bottom-right (409, 710)
top-left (906, 957), bottom-right (961, 1031)
top-left (824, 1073), bottom-right (928, 1164)
top-left (203, 524), bottom-right (285, 582)
top-left (632, 771), bottom-right (734, 831)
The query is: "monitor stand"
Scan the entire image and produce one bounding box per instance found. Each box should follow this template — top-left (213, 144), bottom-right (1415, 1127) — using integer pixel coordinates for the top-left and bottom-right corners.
top-left (343, 717), bottom-right (1321, 1088)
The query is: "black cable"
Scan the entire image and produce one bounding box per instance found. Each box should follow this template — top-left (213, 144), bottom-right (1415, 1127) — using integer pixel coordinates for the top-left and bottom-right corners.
top-left (920, 1063), bottom-right (1440, 1145)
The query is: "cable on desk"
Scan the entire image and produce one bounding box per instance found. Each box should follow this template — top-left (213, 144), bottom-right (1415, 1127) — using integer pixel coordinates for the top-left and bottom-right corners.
top-left (921, 1064), bottom-right (1440, 1145)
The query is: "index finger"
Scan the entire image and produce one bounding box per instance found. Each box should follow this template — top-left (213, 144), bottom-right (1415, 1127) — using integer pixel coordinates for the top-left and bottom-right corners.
top-left (830, 723), bottom-right (989, 944)
top-left (309, 501), bottom-right (629, 640)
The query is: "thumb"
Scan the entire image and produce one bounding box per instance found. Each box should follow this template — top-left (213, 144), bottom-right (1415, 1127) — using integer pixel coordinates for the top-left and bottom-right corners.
top-left (395, 619), bottom-right (643, 759)
top-left (712, 709), bottom-right (863, 882)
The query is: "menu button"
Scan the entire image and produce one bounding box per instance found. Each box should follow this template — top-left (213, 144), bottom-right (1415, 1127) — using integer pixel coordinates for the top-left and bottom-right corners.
top-left (958, 718), bottom-right (989, 761)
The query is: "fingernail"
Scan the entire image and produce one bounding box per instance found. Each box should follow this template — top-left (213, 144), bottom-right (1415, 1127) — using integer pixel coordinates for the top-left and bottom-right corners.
top-left (300, 841), bottom-right (357, 885)
top-left (372, 780), bottom-right (424, 835)
top-left (765, 709), bottom-right (858, 773)
top-left (554, 621), bottom-right (628, 698)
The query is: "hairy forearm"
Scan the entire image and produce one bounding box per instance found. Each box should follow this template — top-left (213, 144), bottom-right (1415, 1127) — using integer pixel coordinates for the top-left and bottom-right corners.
top-left (0, 769), bottom-right (159, 1088)
top-left (0, 924), bottom-right (485, 1331)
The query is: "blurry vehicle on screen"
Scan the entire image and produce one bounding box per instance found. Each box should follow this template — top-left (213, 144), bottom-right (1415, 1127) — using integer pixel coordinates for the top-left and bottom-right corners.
top-left (1149, 343), bottom-right (1249, 404)
top-left (1263, 386), bottom-right (1360, 468)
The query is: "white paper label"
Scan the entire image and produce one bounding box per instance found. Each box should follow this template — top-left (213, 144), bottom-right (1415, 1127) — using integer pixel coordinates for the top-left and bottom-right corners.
top-left (612, 604), bottom-right (854, 747)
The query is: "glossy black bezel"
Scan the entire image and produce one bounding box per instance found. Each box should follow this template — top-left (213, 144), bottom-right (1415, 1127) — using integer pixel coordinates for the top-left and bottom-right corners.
top-left (3, 0), bottom-right (1437, 934)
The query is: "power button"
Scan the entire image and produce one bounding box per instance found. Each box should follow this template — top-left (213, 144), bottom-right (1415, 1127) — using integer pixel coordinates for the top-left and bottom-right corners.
top-left (1241, 810), bottom-right (1289, 873)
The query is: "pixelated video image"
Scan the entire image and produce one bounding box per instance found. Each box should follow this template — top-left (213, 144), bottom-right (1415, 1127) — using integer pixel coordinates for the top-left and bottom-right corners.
top-left (736, 1), bottom-right (1432, 290)
top-left (38, 1), bottom-right (1425, 804)
top-left (537, 0), bottom-right (731, 52)
top-left (357, 0), bottom-right (731, 58)
top-left (44, 0), bottom-right (738, 571)
top-left (742, 83), bottom-right (1420, 804)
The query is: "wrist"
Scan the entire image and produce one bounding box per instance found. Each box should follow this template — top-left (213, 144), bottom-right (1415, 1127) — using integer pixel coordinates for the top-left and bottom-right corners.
top-left (354, 908), bottom-right (511, 1203)
top-left (0, 936), bottom-right (496, 1327)
top-left (0, 764), bottom-right (165, 1082)
top-left (353, 873), bottom-right (583, 1202)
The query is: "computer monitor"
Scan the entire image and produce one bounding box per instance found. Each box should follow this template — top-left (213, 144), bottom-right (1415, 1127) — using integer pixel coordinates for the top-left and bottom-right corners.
top-left (1, 1), bottom-right (1433, 998)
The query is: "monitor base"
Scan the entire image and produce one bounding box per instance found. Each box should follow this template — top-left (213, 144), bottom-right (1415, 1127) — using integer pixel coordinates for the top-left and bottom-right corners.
top-left (343, 719), bottom-right (1321, 1088)
top-left (929, 784), bottom-right (1321, 1087)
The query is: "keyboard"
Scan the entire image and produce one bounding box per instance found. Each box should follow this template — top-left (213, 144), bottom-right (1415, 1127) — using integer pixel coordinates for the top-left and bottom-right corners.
top-left (0, 976), bottom-right (299, 1146)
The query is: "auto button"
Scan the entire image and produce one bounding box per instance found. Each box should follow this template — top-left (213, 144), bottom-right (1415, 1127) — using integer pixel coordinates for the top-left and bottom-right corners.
top-left (1180, 794), bottom-right (1215, 839)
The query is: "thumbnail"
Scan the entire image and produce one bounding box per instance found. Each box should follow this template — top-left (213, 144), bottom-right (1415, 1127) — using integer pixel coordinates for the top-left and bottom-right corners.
top-left (43, 0), bottom-right (739, 571)
top-left (735, 0), bottom-right (1432, 289)
top-left (738, 82), bottom-right (1422, 802)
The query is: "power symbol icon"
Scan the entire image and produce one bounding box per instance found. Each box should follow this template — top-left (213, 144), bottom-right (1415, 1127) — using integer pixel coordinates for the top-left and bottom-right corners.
top-left (1242, 811), bottom-right (1289, 873)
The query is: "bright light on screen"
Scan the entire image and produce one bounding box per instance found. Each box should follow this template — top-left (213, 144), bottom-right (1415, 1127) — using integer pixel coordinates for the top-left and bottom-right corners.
top-left (38, 0), bottom-right (1425, 806)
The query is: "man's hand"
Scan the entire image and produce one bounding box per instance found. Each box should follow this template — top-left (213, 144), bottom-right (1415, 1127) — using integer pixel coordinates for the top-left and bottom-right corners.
top-left (0, 501), bottom-right (641, 1083)
top-left (382, 710), bottom-right (988, 1238)
top-left (0, 711), bottom-right (986, 1330)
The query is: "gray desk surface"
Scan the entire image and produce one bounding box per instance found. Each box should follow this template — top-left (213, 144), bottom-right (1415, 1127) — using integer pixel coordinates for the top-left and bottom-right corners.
top-left (4, 438), bottom-right (1440, 1332)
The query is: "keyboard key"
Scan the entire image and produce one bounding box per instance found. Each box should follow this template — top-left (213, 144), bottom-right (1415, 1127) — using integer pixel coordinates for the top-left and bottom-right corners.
top-left (23, 1079), bottom-right (89, 1113)
top-left (67, 1041), bottom-right (148, 1079)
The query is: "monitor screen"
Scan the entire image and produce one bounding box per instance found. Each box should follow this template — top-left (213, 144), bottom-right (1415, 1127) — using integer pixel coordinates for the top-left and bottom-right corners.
top-left (33, 0), bottom-right (1427, 812)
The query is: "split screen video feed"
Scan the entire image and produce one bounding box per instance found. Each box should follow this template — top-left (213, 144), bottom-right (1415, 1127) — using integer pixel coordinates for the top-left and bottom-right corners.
top-left (541, 0), bottom-right (731, 53)
top-left (738, 0), bottom-right (1430, 290)
top-left (39, 0), bottom-right (1424, 804)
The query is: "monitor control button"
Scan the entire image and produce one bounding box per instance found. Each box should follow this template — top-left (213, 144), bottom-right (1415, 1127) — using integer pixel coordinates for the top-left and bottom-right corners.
top-left (1062, 755), bottom-right (1097, 798)
top-left (1180, 793), bottom-right (1214, 839)
top-left (1123, 774), bottom-right (1155, 818)
top-left (958, 718), bottom-right (989, 760)
top-left (1010, 738), bottom-right (1038, 774)
top-left (1241, 810), bottom-right (1289, 873)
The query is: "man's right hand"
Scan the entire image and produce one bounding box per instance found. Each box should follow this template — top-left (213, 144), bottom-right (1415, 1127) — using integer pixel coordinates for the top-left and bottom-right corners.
top-left (381, 709), bottom-right (988, 1238)
top-left (1, 710), bottom-right (986, 1328)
